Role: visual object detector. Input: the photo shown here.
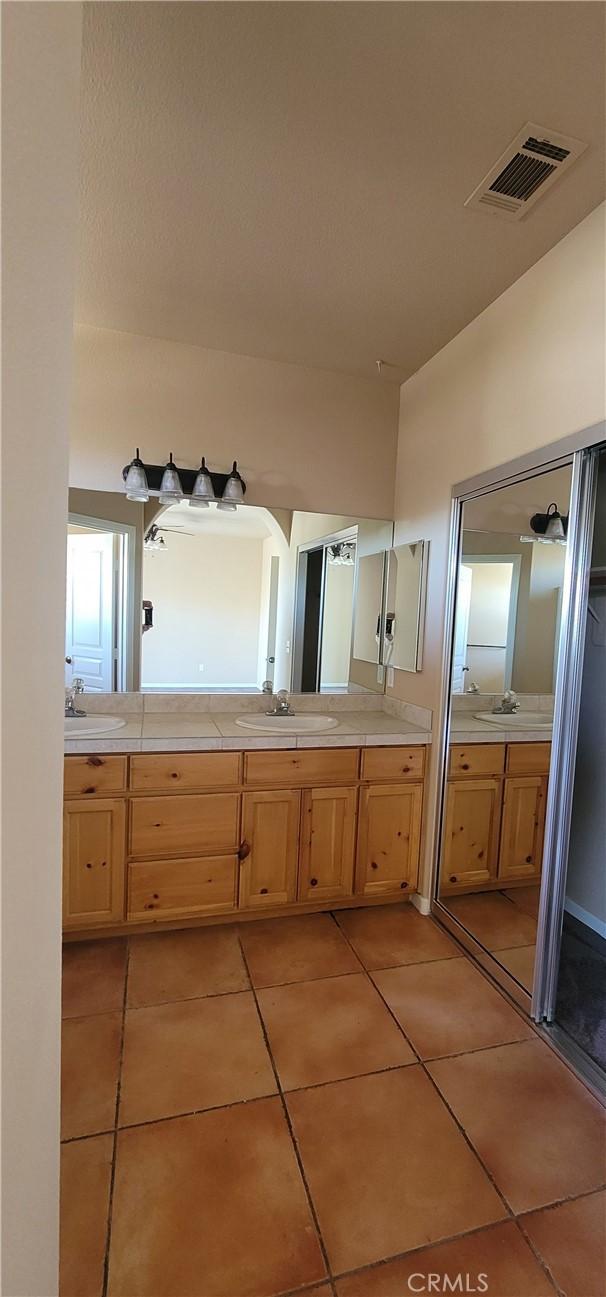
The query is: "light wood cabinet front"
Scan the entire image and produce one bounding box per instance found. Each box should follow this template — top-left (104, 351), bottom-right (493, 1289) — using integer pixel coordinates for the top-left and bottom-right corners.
top-left (244, 747), bottom-right (359, 787)
top-left (63, 798), bottom-right (126, 928)
top-left (361, 746), bottom-right (425, 782)
top-left (128, 855), bottom-right (238, 921)
top-left (129, 751), bottom-right (240, 794)
top-left (298, 786), bottom-right (357, 902)
top-left (442, 779), bottom-right (502, 890)
top-left (506, 743), bottom-right (551, 776)
top-left (356, 783), bottom-right (422, 898)
top-left (239, 790), bottom-right (300, 908)
top-left (499, 775), bottom-right (547, 881)
top-left (449, 744), bottom-right (505, 778)
top-left (129, 793), bottom-right (239, 859)
top-left (64, 755), bottom-right (127, 798)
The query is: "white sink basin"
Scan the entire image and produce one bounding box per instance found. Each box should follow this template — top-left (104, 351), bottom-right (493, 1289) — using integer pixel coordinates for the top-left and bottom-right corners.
top-left (235, 714), bottom-right (339, 735)
top-left (64, 715), bottom-right (127, 738)
top-left (474, 711), bottom-right (552, 731)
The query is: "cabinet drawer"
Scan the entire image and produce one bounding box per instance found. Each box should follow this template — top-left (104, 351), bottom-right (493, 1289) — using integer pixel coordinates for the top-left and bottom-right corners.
top-left (506, 742), bottom-right (551, 775)
top-left (129, 793), bottom-right (240, 858)
top-left (361, 746), bottom-right (425, 782)
top-left (130, 751), bottom-right (241, 794)
top-left (128, 855), bottom-right (238, 920)
top-left (448, 744), bottom-right (505, 778)
top-left (244, 747), bottom-right (359, 787)
top-left (64, 755), bottom-right (127, 798)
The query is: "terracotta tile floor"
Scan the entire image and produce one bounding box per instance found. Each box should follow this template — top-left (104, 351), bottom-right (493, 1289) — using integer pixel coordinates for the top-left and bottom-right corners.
top-left (444, 886), bottom-right (541, 992)
top-left (60, 906), bottom-right (606, 1297)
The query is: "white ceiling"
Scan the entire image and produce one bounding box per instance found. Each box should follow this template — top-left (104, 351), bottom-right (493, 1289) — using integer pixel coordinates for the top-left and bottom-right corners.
top-left (157, 500), bottom-right (273, 539)
top-left (78, 3), bottom-right (605, 382)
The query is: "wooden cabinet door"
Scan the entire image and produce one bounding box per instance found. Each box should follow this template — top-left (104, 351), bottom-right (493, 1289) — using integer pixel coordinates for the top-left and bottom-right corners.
top-left (298, 786), bottom-right (357, 903)
top-left (239, 790), bottom-right (300, 909)
top-left (498, 775), bottom-right (547, 882)
top-left (356, 783), bottom-right (422, 898)
top-left (63, 798), bottom-right (126, 928)
top-left (442, 779), bottom-right (502, 891)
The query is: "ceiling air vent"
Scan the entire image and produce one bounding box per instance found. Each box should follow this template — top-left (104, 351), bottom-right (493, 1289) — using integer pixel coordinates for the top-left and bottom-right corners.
top-left (465, 123), bottom-right (587, 221)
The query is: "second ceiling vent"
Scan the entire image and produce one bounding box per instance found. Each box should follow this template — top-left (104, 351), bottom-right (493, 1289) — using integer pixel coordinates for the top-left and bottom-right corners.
top-left (465, 122), bottom-right (587, 221)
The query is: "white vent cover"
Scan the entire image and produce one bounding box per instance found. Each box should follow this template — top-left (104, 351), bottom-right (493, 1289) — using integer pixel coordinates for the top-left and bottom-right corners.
top-left (465, 123), bottom-right (587, 221)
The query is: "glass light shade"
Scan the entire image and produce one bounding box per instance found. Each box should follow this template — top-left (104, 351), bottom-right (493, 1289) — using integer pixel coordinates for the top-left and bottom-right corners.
top-left (222, 461), bottom-right (245, 504)
top-left (190, 457), bottom-right (214, 507)
top-left (216, 499), bottom-right (237, 512)
top-left (158, 454), bottom-right (184, 504)
top-left (545, 510), bottom-right (566, 539)
top-left (124, 450), bottom-right (149, 502)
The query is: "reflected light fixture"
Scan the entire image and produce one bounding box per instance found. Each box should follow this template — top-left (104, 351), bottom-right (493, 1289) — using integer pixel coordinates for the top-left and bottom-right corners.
top-left (124, 449), bottom-right (149, 502)
top-left (190, 457), bottom-right (214, 508)
top-left (158, 453), bottom-right (184, 505)
top-left (144, 524), bottom-right (167, 553)
top-left (521, 502), bottom-right (568, 546)
top-left (221, 461), bottom-right (245, 506)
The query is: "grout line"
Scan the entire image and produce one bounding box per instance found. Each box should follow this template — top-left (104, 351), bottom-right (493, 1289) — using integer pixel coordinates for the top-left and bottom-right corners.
top-left (101, 940), bottom-right (130, 1297)
top-left (513, 1215), bottom-right (566, 1297)
top-left (236, 931), bottom-right (335, 1292)
top-left (328, 911), bottom-right (519, 1226)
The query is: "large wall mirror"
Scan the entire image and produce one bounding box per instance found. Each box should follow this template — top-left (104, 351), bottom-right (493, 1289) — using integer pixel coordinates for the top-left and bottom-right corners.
top-left (435, 461), bottom-right (572, 1001)
top-left (66, 489), bottom-right (395, 695)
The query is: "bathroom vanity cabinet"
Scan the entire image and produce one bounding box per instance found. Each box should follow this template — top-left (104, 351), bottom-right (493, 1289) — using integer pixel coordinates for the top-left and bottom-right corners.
top-left (441, 741), bottom-right (550, 895)
top-left (62, 745), bottom-right (427, 937)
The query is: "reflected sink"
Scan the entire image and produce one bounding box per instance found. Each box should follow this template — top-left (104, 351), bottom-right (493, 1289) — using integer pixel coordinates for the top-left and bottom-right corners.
top-left (64, 715), bottom-right (127, 738)
top-left (474, 711), bottom-right (552, 731)
top-left (235, 714), bottom-right (339, 735)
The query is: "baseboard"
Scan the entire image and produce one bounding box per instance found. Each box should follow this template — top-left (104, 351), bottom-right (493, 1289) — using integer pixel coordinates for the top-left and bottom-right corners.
top-left (411, 892), bottom-right (431, 916)
top-left (564, 897), bottom-right (606, 941)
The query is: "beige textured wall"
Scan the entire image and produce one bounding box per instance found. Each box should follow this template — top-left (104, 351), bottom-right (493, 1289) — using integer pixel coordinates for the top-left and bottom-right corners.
top-left (391, 203), bottom-right (606, 896)
top-left (1, 4), bottom-right (82, 1293)
top-left (71, 325), bottom-right (400, 517)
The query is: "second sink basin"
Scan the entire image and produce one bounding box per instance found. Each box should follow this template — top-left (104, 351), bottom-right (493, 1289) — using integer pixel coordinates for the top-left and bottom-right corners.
top-left (474, 711), bottom-right (552, 730)
top-left (235, 714), bottom-right (339, 735)
top-left (64, 715), bottom-right (127, 738)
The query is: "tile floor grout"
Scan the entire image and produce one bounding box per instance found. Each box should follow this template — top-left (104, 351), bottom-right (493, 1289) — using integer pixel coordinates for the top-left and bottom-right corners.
top-left (101, 939), bottom-right (130, 1297)
top-left (235, 930), bottom-right (337, 1296)
top-left (62, 914), bottom-right (605, 1296)
top-left (327, 910), bottom-right (521, 1228)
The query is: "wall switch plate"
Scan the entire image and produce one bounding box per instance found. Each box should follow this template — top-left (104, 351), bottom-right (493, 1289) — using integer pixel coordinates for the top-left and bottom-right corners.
top-left (386, 666), bottom-right (395, 687)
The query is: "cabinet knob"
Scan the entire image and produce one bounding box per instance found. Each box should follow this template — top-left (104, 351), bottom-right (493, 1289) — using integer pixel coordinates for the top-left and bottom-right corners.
top-left (400, 880), bottom-right (408, 889)
top-left (310, 877), bottom-right (318, 887)
top-left (238, 840), bottom-right (251, 862)
top-left (449, 875), bottom-right (457, 883)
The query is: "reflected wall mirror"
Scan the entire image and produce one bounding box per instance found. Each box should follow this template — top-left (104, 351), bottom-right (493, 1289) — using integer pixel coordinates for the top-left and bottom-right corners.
top-left (434, 460), bottom-right (573, 1006)
top-left (66, 488), bottom-right (398, 696)
top-left (384, 540), bottom-right (429, 673)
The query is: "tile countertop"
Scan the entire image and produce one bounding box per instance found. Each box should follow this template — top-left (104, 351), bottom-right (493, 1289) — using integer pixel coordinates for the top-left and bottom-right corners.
top-left (449, 713), bottom-right (553, 744)
top-left (64, 710), bottom-right (432, 755)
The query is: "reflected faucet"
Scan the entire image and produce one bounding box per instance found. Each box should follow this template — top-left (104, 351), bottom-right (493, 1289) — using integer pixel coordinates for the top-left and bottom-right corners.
top-left (492, 690), bottom-right (519, 715)
top-left (265, 689), bottom-right (295, 717)
top-left (65, 674), bottom-right (87, 718)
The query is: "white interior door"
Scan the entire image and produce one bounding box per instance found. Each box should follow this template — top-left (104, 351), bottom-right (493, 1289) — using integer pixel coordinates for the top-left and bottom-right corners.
top-left (66, 532), bottom-right (115, 691)
top-left (452, 563), bottom-right (472, 692)
top-left (265, 555), bottom-right (280, 684)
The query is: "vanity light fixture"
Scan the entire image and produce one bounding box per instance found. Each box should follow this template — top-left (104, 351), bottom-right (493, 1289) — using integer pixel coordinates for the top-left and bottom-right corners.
top-left (521, 503), bottom-right (569, 546)
top-left (158, 453), bottom-right (184, 505)
top-left (122, 453), bottom-right (247, 505)
top-left (190, 457), bottom-right (214, 508)
top-left (124, 449), bottom-right (150, 502)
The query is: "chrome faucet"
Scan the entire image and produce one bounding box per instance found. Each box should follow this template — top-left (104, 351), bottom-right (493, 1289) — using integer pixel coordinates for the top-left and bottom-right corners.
top-left (265, 689), bottom-right (295, 717)
top-left (492, 690), bottom-right (519, 715)
top-left (65, 676), bottom-right (87, 718)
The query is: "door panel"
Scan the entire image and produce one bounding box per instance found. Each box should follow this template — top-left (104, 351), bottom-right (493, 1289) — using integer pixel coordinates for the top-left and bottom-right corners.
top-left (356, 783), bottom-right (422, 897)
top-left (66, 531), bottom-right (115, 692)
top-left (298, 786), bottom-right (357, 902)
top-left (63, 798), bottom-right (126, 927)
top-left (499, 775), bottom-right (547, 881)
top-left (442, 779), bottom-right (503, 891)
top-left (240, 790), bottom-right (300, 908)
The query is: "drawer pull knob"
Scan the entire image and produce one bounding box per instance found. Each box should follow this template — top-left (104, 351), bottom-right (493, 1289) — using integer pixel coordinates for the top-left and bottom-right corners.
top-left (260, 887), bottom-right (268, 895)
top-left (400, 880), bottom-right (408, 889)
top-left (371, 861), bottom-right (378, 870)
top-left (238, 840), bottom-right (251, 862)
top-left (449, 875), bottom-right (457, 883)
top-left (310, 877), bottom-right (318, 887)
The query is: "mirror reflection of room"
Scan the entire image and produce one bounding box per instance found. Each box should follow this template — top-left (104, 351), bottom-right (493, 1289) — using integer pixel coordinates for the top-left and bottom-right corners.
top-left (65, 489), bottom-right (395, 695)
top-left (438, 462), bottom-right (573, 995)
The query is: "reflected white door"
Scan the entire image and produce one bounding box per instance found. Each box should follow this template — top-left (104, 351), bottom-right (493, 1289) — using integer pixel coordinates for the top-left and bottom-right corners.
top-left (452, 564), bottom-right (472, 693)
top-left (66, 532), bottom-right (115, 691)
top-left (265, 555), bottom-right (280, 684)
